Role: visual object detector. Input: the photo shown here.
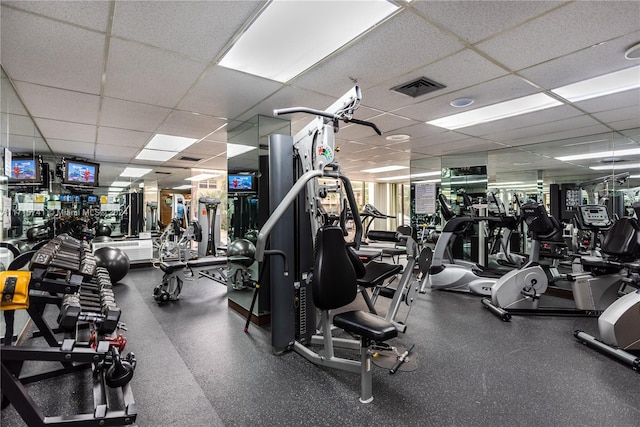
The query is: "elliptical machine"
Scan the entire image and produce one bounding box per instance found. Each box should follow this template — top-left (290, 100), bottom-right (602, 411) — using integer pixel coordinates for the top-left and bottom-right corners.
top-left (420, 193), bottom-right (501, 296)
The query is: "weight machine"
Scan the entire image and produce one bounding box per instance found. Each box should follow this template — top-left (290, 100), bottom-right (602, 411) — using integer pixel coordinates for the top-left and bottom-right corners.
top-left (250, 86), bottom-right (414, 403)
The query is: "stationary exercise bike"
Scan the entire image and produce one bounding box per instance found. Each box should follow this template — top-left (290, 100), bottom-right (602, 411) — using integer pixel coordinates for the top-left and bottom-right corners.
top-left (574, 203), bottom-right (640, 370)
top-left (482, 201), bottom-right (623, 321)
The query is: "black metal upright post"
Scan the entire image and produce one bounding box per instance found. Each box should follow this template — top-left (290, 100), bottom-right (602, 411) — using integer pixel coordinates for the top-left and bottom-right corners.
top-left (268, 134), bottom-right (295, 353)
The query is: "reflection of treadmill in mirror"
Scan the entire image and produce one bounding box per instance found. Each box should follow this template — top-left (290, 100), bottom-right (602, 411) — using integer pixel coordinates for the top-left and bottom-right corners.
top-left (360, 204), bottom-right (395, 243)
top-left (198, 197), bottom-right (221, 257)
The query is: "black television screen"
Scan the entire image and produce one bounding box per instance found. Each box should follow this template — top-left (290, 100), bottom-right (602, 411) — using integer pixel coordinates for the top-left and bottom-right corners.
top-left (228, 174), bottom-right (254, 191)
top-left (9, 155), bottom-right (42, 185)
top-left (64, 159), bottom-right (99, 187)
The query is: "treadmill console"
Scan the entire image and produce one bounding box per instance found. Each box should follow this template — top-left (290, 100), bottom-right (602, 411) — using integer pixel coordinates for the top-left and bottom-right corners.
top-left (578, 205), bottom-right (611, 228)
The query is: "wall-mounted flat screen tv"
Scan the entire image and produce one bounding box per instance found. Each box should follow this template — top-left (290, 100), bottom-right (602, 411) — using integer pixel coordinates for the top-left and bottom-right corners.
top-left (9, 155), bottom-right (42, 185)
top-left (64, 159), bottom-right (99, 187)
top-left (228, 174), bottom-right (254, 191)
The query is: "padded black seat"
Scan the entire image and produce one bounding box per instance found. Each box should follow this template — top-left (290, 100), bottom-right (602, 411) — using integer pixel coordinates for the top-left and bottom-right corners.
top-left (353, 249), bottom-right (382, 263)
top-left (160, 256), bottom-right (227, 273)
top-left (187, 256), bottom-right (227, 268)
top-left (333, 311), bottom-right (398, 342)
top-left (160, 261), bottom-right (184, 273)
top-left (357, 261), bottom-right (402, 288)
top-left (580, 217), bottom-right (640, 273)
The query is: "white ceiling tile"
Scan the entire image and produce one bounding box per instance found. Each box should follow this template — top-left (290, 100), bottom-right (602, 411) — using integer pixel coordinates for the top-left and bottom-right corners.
top-left (34, 118), bottom-right (96, 143)
top-left (2, 113), bottom-right (38, 137)
top-left (592, 105), bottom-right (640, 124)
top-left (505, 124), bottom-right (612, 147)
top-left (13, 82), bottom-right (100, 125)
top-left (157, 111), bottom-right (228, 140)
top-left (480, 114), bottom-right (602, 143)
top-left (4, 1), bottom-right (110, 31)
top-left (519, 32), bottom-right (640, 90)
top-left (100, 97), bottom-right (171, 132)
top-left (413, 1), bottom-right (565, 44)
top-left (460, 105), bottom-right (585, 138)
top-left (178, 66), bottom-right (283, 119)
top-left (112, 1), bottom-right (262, 61)
top-left (97, 127), bottom-right (151, 149)
top-left (104, 38), bottom-right (209, 108)
top-left (47, 139), bottom-right (95, 157)
top-left (291, 10), bottom-right (464, 96)
top-left (395, 75), bottom-right (539, 123)
top-left (95, 143), bottom-right (140, 161)
top-left (476, 1), bottom-right (640, 71)
top-left (2, 134), bottom-right (49, 154)
top-left (608, 119), bottom-right (640, 131)
top-left (362, 49), bottom-right (509, 112)
top-left (1, 7), bottom-right (105, 93)
top-left (573, 88), bottom-right (640, 114)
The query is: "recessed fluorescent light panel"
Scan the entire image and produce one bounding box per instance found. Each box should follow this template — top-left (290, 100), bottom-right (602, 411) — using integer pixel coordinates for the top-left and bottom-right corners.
top-left (227, 143), bottom-right (257, 158)
top-left (361, 165), bottom-right (409, 174)
top-left (551, 65), bottom-right (640, 102)
top-left (219, 0), bottom-right (399, 82)
top-left (185, 174), bottom-right (218, 182)
top-left (135, 149), bottom-right (177, 162)
top-left (146, 134), bottom-right (198, 152)
top-left (427, 93), bottom-right (563, 130)
top-left (120, 167), bottom-right (153, 178)
top-left (110, 181), bottom-right (131, 187)
top-left (555, 148), bottom-right (640, 162)
top-left (590, 163), bottom-right (640, 170)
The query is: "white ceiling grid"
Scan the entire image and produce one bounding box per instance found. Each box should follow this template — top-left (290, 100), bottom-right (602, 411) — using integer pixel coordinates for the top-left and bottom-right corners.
top-left (0, 0), bottom-right (638, 189)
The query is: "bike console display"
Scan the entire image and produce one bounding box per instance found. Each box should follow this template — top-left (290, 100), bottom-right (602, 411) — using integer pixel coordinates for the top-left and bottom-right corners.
top-left (577, 205), bottom-right (612, 229)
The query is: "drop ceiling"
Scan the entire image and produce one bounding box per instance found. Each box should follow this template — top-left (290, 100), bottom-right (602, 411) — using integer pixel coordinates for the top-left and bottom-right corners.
top-left (1, 0), bottom-right (639, 191)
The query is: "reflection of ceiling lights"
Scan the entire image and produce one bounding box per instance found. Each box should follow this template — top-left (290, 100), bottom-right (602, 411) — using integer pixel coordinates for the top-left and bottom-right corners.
top-left (385, 134), bottom-right (410, 141)
top-left (413, 178), bottom-right (441, 184)
top-left (427, 93), bottom-right (562, 130)
top-left (378, 171), bottom-right (440, 181)
top-left (361, 165), bottom-right (408, 173)
top-left (487, 181), bottom-right (524, 186)
top-left (120, 167), bottom-right (152, 178)
top-left (173, 184), bottom-right (192, 190)
top-left (551, 65), bottom-right (640, 102)
top-left (111, 181), bottom-right (131, 187)
top-left (630, 174), bottom-right (640, 178)
top-left (227, 143), bottom-right (257, 158)
top-left (555, 148), bottom-right (640, 162)
top-left (219, 0), bottom-right (399, 82)
top-left (590, 162), bottom-right (640, 170)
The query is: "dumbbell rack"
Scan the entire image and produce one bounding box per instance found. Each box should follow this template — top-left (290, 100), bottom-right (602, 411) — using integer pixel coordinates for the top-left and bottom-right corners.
top-left (1, 233), bottom-right (138, 426)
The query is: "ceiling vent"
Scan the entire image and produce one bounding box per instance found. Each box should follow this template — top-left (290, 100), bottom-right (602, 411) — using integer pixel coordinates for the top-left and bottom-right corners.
top-left (391, 77), bottom-right (446, 98)
top-left (155, 171), bottom-right (171, 175)
top-left (179, 156), bottom-right (202, 162)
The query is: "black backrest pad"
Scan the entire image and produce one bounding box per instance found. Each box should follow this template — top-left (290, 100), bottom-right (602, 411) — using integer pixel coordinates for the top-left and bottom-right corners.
top-left (522, 202), bottom-right (555, 236)
top-left (602, 217), bottom-right (639, 257)
top-left (312, 226), bottom-right (358, 311)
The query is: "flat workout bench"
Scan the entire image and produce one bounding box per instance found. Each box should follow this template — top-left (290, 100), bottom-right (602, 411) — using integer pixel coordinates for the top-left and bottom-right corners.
top-left (154, 256), bottom-right (227, 303)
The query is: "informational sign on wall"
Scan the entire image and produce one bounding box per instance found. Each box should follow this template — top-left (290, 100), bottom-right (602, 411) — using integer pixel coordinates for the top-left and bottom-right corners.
top-left (415, 183), bottom-right (436, 214)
